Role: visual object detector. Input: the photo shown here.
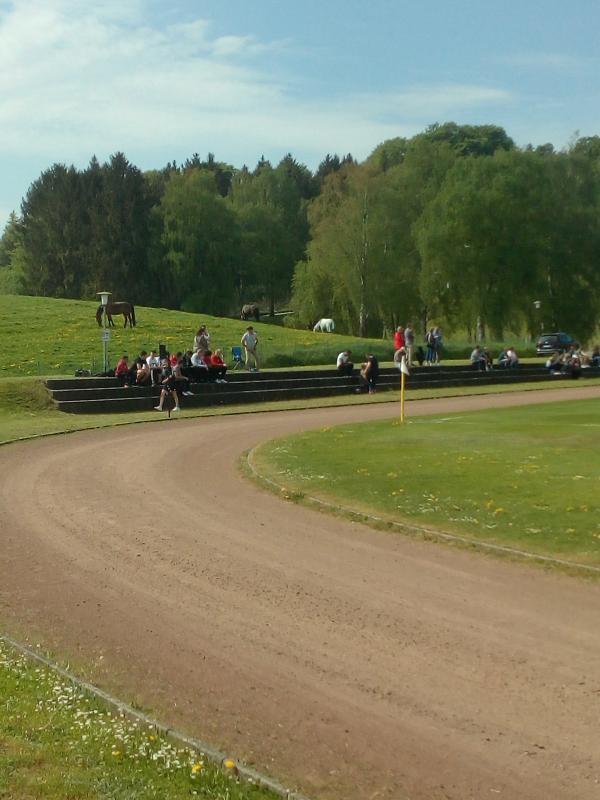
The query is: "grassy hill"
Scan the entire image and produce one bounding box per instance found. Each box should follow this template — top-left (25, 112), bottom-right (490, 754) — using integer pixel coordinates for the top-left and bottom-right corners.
top-left (0, 294), bottom-right (395, 377)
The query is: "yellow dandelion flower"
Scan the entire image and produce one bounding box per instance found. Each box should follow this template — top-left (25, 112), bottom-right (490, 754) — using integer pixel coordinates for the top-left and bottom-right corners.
top-left (191, 763), bottom-right (203, 774)
top-left (223, 759), bottom-right (236, 769)
top-left (111, 750), bottom-right (121, 757)
top-left (493, 507), bottom-right (505, 515)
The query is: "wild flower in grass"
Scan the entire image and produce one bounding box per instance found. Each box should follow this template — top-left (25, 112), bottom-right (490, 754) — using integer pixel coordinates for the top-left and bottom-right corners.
top-left (493, 508), bottom-right (505, 515)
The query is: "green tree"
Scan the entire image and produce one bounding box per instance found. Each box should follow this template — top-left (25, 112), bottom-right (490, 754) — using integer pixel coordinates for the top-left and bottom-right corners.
top-left (416, 149), bottom-right (600, 340)
top-left (159, 169), bottom-right (240, 314)
top-left (0, 212), bottom-right (26, 294)
top-left (20, 163), bottom-right (89, 297)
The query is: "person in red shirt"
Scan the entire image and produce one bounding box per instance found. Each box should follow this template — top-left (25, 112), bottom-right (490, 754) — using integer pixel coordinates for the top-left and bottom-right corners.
top-left (206, 349), bottom-right (228, 383)
top-left (394, 326), bottom-right (405, 351)
top-left (114, 355), bottom-right (130, 387)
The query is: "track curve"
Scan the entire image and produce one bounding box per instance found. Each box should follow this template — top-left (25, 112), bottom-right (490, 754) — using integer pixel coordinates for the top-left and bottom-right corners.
top-left (2, 387), bottom-right (600, 800)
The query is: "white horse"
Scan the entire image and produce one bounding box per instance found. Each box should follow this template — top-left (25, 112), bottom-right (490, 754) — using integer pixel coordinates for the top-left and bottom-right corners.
top-left (313, 318), bottom-right (335, 333)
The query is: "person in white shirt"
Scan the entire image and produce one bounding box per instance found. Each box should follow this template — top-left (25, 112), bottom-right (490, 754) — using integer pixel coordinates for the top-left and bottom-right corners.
top-left (241, 326), bottom-right (259, 371)
top-left (190, 349), bottom-right (209, 382)
top-left (336, 350), bottom-right (353, 376)
top-left (506, 347), bottom-right (519, 367)
top-left (146, 350), bottom-right (161, 386)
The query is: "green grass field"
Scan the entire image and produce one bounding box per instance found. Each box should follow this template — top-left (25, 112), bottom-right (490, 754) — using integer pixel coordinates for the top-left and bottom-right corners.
top-left (0, 639), bottom-right (274, 800)
top-left (252, 398), bottom-right (600, 565)
top-left (0, 294), bottom-right (399, 376)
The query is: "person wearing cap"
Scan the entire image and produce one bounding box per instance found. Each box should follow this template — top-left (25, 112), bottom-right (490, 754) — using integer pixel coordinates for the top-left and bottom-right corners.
top-left (241, 325), bottom-right (259, 372)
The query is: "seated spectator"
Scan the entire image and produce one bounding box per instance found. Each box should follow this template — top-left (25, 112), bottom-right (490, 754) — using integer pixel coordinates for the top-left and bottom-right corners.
top-left (497, 349), bottom-right (509, 368)
top-left (591, 345), bottom-right (600, 367)
top-left (189, 348), bottom-right (209, 382)
top-left (115, 354), bottom-right (130, 387)
top-left (482, 348), bottom-right (493, 370)
top-left (336, 350), bottom-right (353, 376)
top-left (209, 349), bottom-right (228, 382)
top-left (505, 347), bottom-right (519, 367)
top-left (546, 351), bottom-right (566, 374)
top-left (169, 350), bottom-right (182, 367)
top-left (146, 349), bottom-right (161, 386)
top-left (568, 352), bottom-right (582, 379)
top-left (356, 353), bottom-right (379, 394)
top-left (470, 346), bottom-right (487, 371)
top-left (133, 351), bottom-right (150, 385)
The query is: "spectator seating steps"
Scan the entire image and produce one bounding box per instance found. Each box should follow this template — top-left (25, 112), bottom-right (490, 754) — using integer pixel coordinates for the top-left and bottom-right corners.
top-left (45, 363), bottom-right (590, 414)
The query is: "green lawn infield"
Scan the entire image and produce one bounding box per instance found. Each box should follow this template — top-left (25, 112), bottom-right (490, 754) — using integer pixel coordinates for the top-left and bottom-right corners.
top-left (251, 398), bottom-right (600, 566)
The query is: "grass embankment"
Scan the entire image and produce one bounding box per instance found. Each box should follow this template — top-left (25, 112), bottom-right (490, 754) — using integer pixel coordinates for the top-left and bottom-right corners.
top-left (0, 294), bottom-right (551, 377)
top-left (252, 398), bottom-right (600, 565)
top-left (0, 640), bottom-right (274, 800)
top-left (0, 294), bottom-right (396, 376)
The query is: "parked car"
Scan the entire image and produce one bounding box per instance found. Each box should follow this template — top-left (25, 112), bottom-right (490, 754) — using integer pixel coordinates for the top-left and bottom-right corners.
top-left (535, 332), bottom-right (576, 356)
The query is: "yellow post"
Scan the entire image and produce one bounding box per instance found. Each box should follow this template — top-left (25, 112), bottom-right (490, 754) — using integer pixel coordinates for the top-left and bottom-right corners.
top-left (400, 368), bottom-right (406, 423)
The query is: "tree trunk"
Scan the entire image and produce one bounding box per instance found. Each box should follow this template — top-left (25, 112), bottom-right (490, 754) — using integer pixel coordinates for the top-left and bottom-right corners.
top-left (476, 316), bottom-right (485, 342)
top-left (358, 190), bottom-right (368, 337)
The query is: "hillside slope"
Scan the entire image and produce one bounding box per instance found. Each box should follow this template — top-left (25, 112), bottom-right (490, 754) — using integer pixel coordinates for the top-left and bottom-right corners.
top-left (0, 295), bottom-right (390, 377)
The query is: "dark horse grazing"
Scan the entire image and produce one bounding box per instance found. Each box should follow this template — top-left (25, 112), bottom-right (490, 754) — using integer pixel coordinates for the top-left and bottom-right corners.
top-left (240, 303), bottom-right (260, 322)
top-left (96, 301), bottom-right (136, 328)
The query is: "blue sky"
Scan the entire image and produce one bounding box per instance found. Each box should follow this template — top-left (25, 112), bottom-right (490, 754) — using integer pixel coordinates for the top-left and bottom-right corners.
top-left (1, 0), bottom-right (598, 229)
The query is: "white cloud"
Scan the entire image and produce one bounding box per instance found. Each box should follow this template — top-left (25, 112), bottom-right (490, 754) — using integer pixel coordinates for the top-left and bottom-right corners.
top-left (0, 1), bottom-right (514, 174)
top-left (350, 85), bottom-right (513, 121)
top-left (498, 52), bottom-right (590, 72)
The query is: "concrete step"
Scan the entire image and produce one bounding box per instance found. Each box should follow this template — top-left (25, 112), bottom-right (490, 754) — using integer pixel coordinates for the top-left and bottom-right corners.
top-left (46, 363), bottom-right (570, 414)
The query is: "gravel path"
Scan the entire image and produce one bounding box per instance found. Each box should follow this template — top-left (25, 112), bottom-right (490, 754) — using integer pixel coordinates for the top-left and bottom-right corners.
top-left (1, 386), bottom-right (600, 800)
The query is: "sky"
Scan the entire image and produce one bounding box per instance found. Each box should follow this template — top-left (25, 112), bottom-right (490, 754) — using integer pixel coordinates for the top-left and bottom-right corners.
top-left (1, 0), bottom-right (599, 229)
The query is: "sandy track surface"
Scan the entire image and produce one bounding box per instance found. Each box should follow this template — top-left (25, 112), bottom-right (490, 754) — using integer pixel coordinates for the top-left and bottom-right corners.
top-left (2, 387), bottom-right (600, 800)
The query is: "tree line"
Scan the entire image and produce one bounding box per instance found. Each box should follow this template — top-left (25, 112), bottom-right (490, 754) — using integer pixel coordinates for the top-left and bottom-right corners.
top-left (1, 123), bottom-right (599, 340)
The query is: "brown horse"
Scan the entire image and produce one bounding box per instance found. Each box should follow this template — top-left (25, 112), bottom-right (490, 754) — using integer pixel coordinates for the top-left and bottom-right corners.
top-left (96, 302), bottom-right (136, 328)
top-left (240, 303), bottom-right (260, 322)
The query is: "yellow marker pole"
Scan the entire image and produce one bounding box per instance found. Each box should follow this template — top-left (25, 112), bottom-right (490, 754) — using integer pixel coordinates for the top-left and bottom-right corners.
top-left (400, 367), bottom-right (406, 423)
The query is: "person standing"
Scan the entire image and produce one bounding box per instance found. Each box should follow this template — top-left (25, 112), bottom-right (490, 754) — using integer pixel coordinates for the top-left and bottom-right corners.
top-left (241, 325), bottom-right (259, 371)
top-left (193, 325), bottom-right (210, 356)
top-left (404, 323), bottom-right (415, 365)
top-left (393, 326), bottom-right (405, 352)
top-left (432, 326), bottom-right (443, 364)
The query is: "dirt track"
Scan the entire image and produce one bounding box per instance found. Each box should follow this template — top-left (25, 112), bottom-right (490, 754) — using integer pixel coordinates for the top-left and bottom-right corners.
top-left (2, 387), bottom-right (600, 800)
